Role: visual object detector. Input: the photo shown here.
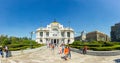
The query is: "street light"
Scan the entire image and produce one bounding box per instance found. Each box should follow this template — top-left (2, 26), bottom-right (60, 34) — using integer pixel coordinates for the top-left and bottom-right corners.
top-left (30, 31), bottom-right (34, 49)
top-left (68, 21), bottom-right (71, 45)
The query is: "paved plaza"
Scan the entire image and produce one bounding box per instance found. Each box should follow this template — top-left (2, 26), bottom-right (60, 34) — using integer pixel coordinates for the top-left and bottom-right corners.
top-left (0, 46), bottom-right (120, 63)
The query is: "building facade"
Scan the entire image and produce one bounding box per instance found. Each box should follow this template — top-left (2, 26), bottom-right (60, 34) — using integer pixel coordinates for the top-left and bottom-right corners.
top-left (86, 31), bottom-right (110, 42)
top-left (36, 21), bottom-right (74, 44)
top-left (111, 23), bottom-right (120, 42)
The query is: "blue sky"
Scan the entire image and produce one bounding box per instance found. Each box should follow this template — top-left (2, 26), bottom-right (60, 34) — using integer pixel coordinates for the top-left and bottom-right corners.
top-left (0, 0), bottom-right (120, 38)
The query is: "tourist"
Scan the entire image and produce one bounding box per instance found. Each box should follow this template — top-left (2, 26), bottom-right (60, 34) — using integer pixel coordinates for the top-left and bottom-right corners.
top-left (5, 46), bottom-right (9, 57)
top-left (2, 46), bottom-right (9, 58)
top-left (54, 43), bottom-right (56, 47)
top-left (68, 46), bottom-right (71, 59)
top-left (83, 45), bottom-right (87, 54)
top-left (61, 43), bottom-right (65, 54)
top-left (63, 46), bottom-right (69, 60)
top-left (49, 43), bottom-right (51, 48)
top-left (47, 42), bottom-right (49, 48)
top-left (3, 47), bottom-right (6, 58)
top-left (0, 47), bottom-right (3, 58)
top-left (51, 44), bottom-right (54, 51)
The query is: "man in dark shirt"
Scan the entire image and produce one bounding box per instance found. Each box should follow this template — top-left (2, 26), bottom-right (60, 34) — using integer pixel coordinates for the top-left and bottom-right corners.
top-left (0, 47), bottom-right (3, 58)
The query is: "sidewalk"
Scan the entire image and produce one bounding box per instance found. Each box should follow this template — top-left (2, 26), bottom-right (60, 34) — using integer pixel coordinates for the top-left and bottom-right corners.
top-left (1, 46), bottom-right (120, 63)
top-left (0, 46), bottom-right (46, 63)
top-left (10, 46), bottom-right (46, 56)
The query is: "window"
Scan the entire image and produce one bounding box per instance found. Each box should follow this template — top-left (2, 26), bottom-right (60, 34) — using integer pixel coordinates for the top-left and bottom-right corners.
top-left (68, 39), bottom-right (70, 44)
top-left (67, 32), bottom-right (70, 37)
top-left (40, 39), bottom-right (42, 42)
top-left (46, 32), bottom-right (49, 37)
top-left (53, 34), bottom-right (57, 36)
top-left (61, 32), bottom-right (64, 37)
top-left (40, 32), bottom-right (43, 37)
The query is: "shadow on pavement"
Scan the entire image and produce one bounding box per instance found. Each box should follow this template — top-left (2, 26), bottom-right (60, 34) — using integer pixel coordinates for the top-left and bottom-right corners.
top-left (114, 59), bottom-right (120, 63)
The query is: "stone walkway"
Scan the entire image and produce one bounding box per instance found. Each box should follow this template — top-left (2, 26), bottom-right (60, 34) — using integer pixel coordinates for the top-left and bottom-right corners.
top-left (0, 46), bottom-right (120, 63)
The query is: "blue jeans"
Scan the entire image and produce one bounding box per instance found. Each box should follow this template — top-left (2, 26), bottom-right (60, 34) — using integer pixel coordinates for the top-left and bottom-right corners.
top-left (6, 51), bottom-right (9, 58)
top-left (62, 48), bottom-right (64, 53)
top-left (68, 52), bottom-right (71, 59)
top-left (0, 51), bottom-right (2, 55)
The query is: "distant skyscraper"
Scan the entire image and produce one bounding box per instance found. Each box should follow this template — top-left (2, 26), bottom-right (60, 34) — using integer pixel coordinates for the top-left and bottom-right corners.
top-left (111, 23), bottom-right (120, 42)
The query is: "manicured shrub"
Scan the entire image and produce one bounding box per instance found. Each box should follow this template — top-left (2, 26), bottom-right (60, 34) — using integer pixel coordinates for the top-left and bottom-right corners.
top-left (102, 42), bottom-right (114, 47)
top-left (9, 48), bottom-right (21, 51)
top-left (70, 41), bottom-right (120, 51)
top-left (91, 47), bottom-right (114, 51)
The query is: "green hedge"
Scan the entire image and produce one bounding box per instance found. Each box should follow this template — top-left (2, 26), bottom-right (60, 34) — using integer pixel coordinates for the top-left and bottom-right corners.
top-left (70, 44), bottom-right (101, 47)
top-left (70, 41), bottom-right (120, 51)
top-left (70, 45), bottom-right (83, 49)
top-left (70, 45), bottom-right (120, 51)
top-left (89, 47), bottom-right (114, 51)
top-left (8, 44), bottom-right (26, 48)
top-left (8, 44), bottom-right (44, 51)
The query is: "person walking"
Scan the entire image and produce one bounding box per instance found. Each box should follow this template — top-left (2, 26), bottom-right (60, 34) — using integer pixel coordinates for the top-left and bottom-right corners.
top-left (5, 46), bottom-right (9, 58)
top-left (68, 46), bottom-right (71, 59)
top-left (64, 46), bottom-right (69, 60)
top-left (83, 45), bottom-right (87, 54)
top-left (61, 43), bottom-right (65, 54)
top-left (3, 47), bottom-right (6, 58)
top-left (0, 47), bottom-right (3, 58)
top-left (51, 44), bottom-right (54, 51)
top-left (46, 41), bottom-right (49, 48)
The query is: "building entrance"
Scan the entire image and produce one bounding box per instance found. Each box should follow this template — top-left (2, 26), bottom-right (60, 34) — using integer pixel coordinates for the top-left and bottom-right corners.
top-left (51, 39), bottom-right (59, 45)
top-left (54, 39), bottom-right (56, 44)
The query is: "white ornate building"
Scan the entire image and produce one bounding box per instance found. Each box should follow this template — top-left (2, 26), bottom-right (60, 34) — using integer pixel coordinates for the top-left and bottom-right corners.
top-left (36, 21), bottom-right (74, 44)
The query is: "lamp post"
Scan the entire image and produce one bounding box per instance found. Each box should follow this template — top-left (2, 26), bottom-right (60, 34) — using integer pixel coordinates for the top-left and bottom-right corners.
top-left (68, 21), bottom-right (71, 45)
top-left (30, 31), bottom-right (34, 49)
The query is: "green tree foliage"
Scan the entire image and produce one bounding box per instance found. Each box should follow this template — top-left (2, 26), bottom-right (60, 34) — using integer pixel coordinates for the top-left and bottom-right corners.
top-left (0, 35), bottom-right (10, 45)
top-left (0, 35), bottom-right (43, 51)
top-left (0, 35), bottom-right (37, 45)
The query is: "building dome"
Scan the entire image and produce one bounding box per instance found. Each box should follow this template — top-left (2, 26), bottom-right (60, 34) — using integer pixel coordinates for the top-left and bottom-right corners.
top-left (51, 21), bottom-right (60, 27)
top-left (51, 21), bottom-right (59, 24)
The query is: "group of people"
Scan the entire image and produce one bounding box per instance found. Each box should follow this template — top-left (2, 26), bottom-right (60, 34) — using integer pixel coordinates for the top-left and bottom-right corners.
top-left (46, 42), bottom-right (88, 60)
top-left (59, 44), bottom-right (71, 60)
top-left (0, 46), bottom-right (10, 58)
top-left (47, 43), bottom-right (71, 60)
top-left (47, 43), bottom-right (55, 50)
